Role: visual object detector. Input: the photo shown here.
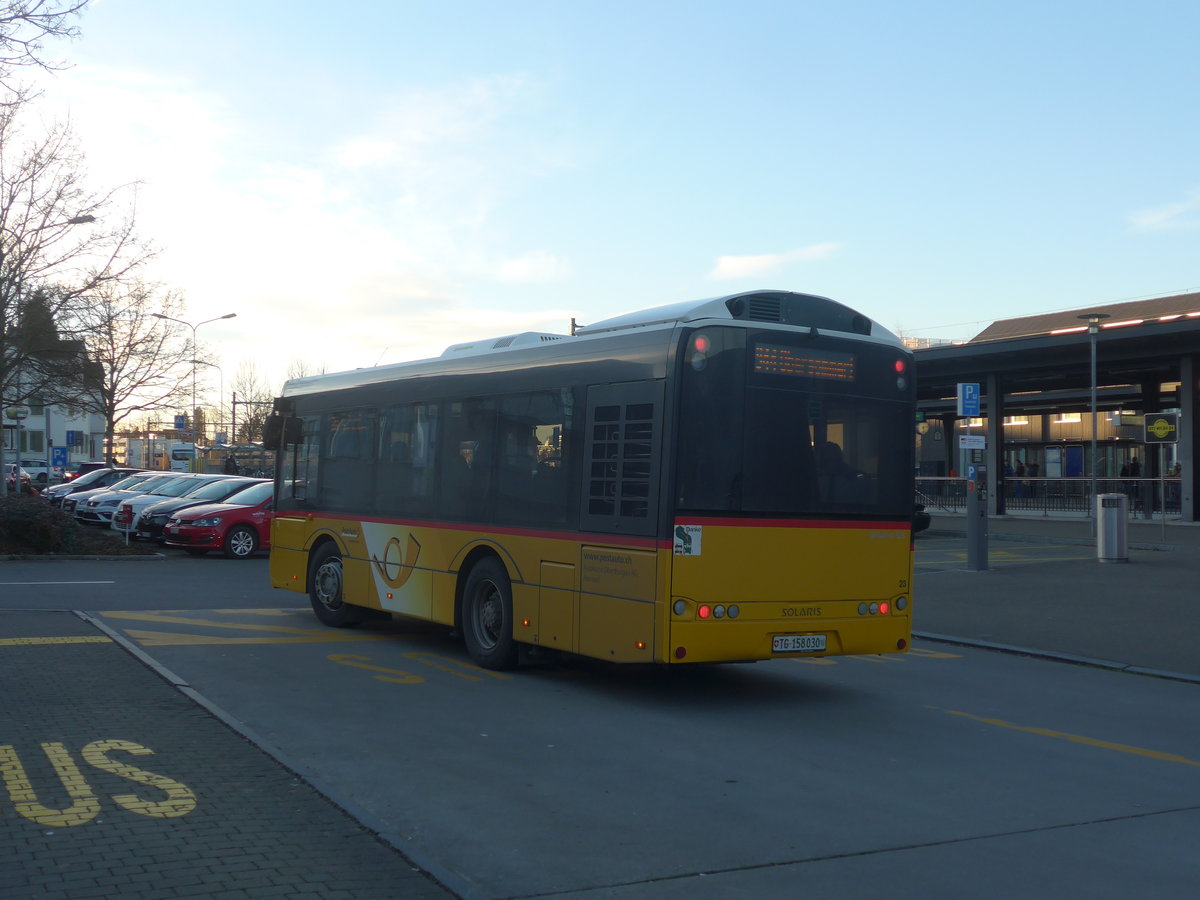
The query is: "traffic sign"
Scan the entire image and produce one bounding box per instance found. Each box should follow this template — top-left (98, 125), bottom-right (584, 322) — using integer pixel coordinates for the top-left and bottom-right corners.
top-left (51, 447), bottom-right (68, 468)
top-left (1143, 413), bottom-right (1179, 444)
top-left (956, 383), bottom-right (980, 417)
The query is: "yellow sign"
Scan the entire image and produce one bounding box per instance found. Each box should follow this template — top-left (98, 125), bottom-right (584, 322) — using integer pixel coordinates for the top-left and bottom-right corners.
top-left (1143, 413), bottom-right (1178, 443)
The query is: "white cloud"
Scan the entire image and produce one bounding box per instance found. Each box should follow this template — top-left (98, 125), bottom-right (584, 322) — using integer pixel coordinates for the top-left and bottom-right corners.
top-left (493, 250), bottom-right (571, 284)
top-left (1128, 188), bottom-right (1200, 232)
top-left (708, 242), bottom-right (843, 280)
top-left (25, 66), bottom-right (575, 391)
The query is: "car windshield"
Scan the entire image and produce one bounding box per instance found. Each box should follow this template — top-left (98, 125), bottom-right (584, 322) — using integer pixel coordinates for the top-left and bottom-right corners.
top-left (133, 475), bottom-right (176, 492)
top-left (150, 477), bottom-right (208, 498)
top-left (223, 481), bottom-right (273, 506)
top-left (110, 475), bottom-right (152, 491)
top-left (184, 478), bottom-right (258, 501)
top-left (68, 468), bottom-right (112, 487)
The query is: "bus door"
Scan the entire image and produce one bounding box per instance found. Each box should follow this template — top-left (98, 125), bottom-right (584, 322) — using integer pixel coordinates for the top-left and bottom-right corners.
top-left (575, 382), bottom-right (664, 662)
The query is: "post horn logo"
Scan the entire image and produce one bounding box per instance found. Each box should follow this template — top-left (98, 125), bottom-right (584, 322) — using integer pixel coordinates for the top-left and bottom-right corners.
top-left (371, 534), bottom-right (422, 588)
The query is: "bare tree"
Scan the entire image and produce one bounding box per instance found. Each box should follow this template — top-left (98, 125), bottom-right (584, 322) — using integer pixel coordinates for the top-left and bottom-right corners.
top-left (62, 278), bottom-right (193, 461)
top-left (230, 361), bottom-right (275, 443)
top-left (285, 359), bottom-right (325, 384)
top-left (0, 1), bottom-right (91, 95)
top-left (0, 98), bottom-right (152, 466)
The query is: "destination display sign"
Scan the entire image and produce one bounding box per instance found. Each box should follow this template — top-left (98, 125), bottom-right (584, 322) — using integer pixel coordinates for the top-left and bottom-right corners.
top-left (753, 344), bottom-right (856, 381)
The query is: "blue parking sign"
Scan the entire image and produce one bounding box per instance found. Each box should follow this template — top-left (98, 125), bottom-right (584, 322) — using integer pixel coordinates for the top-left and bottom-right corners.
top-left (51, 447), bottom-right (68, 468)
top-left (957, 383), bottom-right (981, 417)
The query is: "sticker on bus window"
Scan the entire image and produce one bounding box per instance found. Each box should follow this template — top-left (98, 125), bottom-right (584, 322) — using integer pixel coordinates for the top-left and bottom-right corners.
top-left (674, 525), bottom-right (702, 556)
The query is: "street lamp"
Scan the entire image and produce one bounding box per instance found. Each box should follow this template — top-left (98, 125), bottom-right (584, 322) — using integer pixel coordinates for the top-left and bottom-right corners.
top-left (1079, 312), bottom-right (1110, 534)
top-left (190, 358), bottom-right (224, 443)
top-left (152, 313), bottom-right (237, 455)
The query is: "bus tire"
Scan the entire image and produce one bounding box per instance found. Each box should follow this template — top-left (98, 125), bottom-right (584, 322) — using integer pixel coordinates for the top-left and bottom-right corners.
top-left (461, 556), bottom-right (518, 670)
top-left (309, 544), bottom-right (365, 627)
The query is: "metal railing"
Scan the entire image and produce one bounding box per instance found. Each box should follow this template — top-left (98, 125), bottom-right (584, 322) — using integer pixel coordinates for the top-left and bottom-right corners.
top-left (916, 477), bottom-right (1183, 517)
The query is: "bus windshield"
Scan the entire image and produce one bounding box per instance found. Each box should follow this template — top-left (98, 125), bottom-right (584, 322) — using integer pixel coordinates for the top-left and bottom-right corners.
top-left (675, 326), bottom-right (912, 518)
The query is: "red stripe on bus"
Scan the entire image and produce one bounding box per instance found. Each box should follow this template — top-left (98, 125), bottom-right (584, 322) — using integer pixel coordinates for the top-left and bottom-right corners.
top-left (673, 516), bottom-right (908, 530)
top-left (275, 509), bottom-right (670, 549)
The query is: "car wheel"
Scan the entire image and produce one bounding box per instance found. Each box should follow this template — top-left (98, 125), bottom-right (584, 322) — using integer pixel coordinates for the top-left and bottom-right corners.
top-left (222, 525), bottom-right (258, 559)
top-left (308, 544), bottom-right (365, 627)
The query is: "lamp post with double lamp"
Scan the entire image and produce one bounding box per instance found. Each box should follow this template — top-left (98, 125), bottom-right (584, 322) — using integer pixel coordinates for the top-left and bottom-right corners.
top-left (190, 358), bottom-right (224, 443)
top-left (1079, 312), bottom-right (1110, 535)
top-left (151, 313), bottom-right (237, 464)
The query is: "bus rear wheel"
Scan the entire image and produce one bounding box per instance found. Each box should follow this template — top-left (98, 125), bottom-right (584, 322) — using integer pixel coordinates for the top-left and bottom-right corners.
top-left (461, 556), bottom-right (518, 670)
top-left (309, 544), bottom-right (365, 627)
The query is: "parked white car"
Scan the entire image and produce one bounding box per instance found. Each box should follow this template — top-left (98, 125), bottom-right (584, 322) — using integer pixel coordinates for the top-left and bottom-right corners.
top-left (69, 472), bottom-right (176, 525)
top-left (111, 474), bottom-right (234, 537)
top-left (19, 458), bottom-right (61, 484)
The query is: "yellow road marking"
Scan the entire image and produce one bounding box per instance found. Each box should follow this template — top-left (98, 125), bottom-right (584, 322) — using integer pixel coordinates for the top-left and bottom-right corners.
top-left (329, 654), bottom-right (425, 683)
top-left (101, 610), bottom-right (333, 635)
top-left (124, 629), bottom-right (397, 646)
top-left (405, 651), bottom-right (511, 681)
top-left (938, 708), bottom-right (1200, 768)
top-left (908, 647), bottom-right (963, 659)
top-left (0, 636), bottom-right (111, 646)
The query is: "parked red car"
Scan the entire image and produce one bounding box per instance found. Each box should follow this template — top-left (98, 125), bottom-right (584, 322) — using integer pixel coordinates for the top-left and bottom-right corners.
top-left (161, 480), bottom-right (275, 559)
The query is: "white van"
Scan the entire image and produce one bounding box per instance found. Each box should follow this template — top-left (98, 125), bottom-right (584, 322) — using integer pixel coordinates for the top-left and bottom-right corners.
top-left (19, 458), bottom-right (58, 484)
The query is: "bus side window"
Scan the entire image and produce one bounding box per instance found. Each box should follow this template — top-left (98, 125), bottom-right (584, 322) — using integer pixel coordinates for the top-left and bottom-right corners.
top-left (496, 391), bottom-right (569, 526)
top-left (377, 403), bottom-right (436, 518)
top-left (322, 409), bottom-right (376, 512)
top-left (281, 416), bottom-right (320, 505)
top-left (441, 399), bottom-right (496, 521)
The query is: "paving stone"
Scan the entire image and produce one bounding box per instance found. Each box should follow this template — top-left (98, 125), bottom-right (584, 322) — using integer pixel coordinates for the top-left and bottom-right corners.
top-left (1, 611), bottom-right (460, 900)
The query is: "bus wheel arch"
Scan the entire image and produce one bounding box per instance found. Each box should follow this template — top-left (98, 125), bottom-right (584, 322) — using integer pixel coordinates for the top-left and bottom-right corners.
top-left (307, 538), bottom-right (365, 627)
top-left (458, 551), bottom-right (519, 670)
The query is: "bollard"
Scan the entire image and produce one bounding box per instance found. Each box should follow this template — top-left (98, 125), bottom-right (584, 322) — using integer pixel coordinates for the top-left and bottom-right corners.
top-left (966, 480), bottom-right (988, 571)
top-left (1097, 493), bottom-right (1128, 563)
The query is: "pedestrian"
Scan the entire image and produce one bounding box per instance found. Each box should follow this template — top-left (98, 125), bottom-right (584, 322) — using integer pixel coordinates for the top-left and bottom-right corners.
top-left (224, 455), bottom-right (239, 475)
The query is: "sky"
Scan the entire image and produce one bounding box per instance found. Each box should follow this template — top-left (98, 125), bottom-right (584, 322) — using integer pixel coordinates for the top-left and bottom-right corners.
top-left (23, 0), bottom-right (1200, 404)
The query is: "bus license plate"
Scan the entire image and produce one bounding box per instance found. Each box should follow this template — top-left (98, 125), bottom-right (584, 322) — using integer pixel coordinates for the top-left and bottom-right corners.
top-left (773, 634), bottom-right (827, 653)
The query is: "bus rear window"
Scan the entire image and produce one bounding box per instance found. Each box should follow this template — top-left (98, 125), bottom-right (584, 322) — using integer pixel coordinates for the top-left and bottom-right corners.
top-left (676, 328), bottom-right (912, 518)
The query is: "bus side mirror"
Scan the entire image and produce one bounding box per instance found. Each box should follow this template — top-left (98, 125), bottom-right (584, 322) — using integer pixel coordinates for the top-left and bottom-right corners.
top-left (264, 414), bottom-right (303, 450)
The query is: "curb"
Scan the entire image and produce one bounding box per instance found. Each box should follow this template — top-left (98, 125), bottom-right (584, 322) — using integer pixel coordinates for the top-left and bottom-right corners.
top-left (915, 632), bottom-right (1200, 685)
top-left (1, 553), bottom-right (164, 561)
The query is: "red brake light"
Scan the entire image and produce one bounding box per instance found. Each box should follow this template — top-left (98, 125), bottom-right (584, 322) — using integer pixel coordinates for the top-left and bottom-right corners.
top-left (693, 334), bottom-right (711, 353)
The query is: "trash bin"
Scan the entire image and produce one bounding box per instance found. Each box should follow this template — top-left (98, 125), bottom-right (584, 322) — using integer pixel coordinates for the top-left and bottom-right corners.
top-left (1097, 493), bottom-right (1128, 564)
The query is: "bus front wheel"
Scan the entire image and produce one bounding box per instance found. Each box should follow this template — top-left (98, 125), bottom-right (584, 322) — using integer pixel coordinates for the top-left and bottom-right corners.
top-left (309, 545), bottom-right (364, 627)
top-left (461, 557), bottom-right (518, 670)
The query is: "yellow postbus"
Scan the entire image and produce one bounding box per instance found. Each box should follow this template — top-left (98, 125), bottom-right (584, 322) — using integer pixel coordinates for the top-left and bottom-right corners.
top-left (267, 290), bottom-right (916, 669)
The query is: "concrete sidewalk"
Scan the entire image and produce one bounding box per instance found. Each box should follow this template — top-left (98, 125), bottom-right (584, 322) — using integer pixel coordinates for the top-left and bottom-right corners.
top-left (915, 511), bottom-right (1200, 682)
top-left (0, 610), bottom-right (458, 900)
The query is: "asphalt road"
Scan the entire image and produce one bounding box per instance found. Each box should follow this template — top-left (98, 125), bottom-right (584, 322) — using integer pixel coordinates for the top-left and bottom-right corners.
top-left (3, 552), bottom-right (1199, 899)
